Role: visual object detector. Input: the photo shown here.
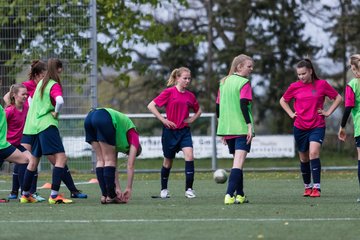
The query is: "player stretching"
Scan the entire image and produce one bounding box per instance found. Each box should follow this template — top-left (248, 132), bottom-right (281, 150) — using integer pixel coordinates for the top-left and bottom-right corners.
top-left (84, 108), bottom-right (141, 204)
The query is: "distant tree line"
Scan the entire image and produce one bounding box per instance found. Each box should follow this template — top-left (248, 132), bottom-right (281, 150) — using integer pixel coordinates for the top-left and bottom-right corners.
top-left (1, 0), bottom-right (359, 134)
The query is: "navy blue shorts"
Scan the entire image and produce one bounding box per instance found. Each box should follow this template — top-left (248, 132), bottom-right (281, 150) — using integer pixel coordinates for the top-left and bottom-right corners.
top-left (15, 144), bottom-right (27, 152)
top-left (0, 145), bottom-right (16, 161)
top-left (32, 126), bottom-right (65, 158)
top-left (293, 126), bottom-right (325, 152)
top-left (21, 134), bottom-right (35, 145)
top-left (355, 136), bottom-right (360, 148)
top-left (226, 136), bottom-right (251, 154)
top-left (84, 109), bottom-right (116, 146)
top-left (162, 127), bottom-right (193, 159)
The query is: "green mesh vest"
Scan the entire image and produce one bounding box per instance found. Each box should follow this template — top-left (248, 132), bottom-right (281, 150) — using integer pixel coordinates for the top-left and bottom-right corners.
top-left (217, 74), bottom-right (254, 136)
top-left (103, 108), bottom-right (136, 153)
top-left (348, 78), bottom-right (360, 137)
top-left (0, 105), bottom-right (11, 150)
top-left (23, 80), bottom-right (58, 135)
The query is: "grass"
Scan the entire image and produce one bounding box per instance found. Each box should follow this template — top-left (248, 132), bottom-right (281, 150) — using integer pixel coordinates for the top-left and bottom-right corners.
top-left (0, 171), bottom-right (360, 240)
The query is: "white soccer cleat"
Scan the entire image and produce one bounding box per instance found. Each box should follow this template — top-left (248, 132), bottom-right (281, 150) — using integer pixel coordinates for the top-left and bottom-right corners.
top-left (185, 188), bottom-right (196, 199)
top-left (160, 189), bottom-right (170, 199)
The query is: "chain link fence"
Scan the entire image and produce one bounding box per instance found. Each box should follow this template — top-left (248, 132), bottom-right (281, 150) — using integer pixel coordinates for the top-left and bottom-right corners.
top-left (0, 0), bottom-right (97, 172)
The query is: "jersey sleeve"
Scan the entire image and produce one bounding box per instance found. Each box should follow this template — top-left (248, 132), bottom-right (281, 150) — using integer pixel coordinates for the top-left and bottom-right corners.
top-left (50, 83), bottom-right (63, 99)
top-left (345, 85), bottom-right (355, 107)
top-left (240, 83), bottom-right (252, 101)
top-left (323, 80), bottom-right (339, 100)
top-left (282, 84), bottom-right (295, 102)
top-left (49, 83), bottom-right (63, 106)
top-left (126, 128), bottom-right (140, 149)
top-left (216, 89), bottom-right (220, 104)
top-left (153, 89), bottom-right (171, 108)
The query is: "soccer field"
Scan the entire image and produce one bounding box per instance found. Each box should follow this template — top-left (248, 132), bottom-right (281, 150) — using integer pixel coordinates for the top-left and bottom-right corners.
top-left (1, 172), bottom-right (360, 240)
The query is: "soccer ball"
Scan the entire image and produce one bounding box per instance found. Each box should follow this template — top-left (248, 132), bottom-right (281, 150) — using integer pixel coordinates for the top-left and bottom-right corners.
top-left (213, 169), bottom-right (227, 184)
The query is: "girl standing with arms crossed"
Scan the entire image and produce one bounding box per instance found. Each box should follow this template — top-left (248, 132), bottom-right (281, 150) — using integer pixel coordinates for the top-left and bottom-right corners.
top-left (148, 67), bottom-right (202, 199)
top-left (338, 54), bottom-right (360, 202)
top-left (280, 58), bottom-right (342, 198)
top-left (20, 58), bottom-right (72, 204)
top-left (217, 54), bottom-right (254, 205)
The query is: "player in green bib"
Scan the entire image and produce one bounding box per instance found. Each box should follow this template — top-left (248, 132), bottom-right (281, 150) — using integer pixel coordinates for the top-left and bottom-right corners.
top-left (20, 58), bottom-right (73, 204)
top-left (0, 104), bottom-right (29, 202)
top-left (216, 54), bottom-right (254, 205)
top-left (338, 54), bottom-right (360, 202)
top-left (84, 108), bottom-right (141, 204)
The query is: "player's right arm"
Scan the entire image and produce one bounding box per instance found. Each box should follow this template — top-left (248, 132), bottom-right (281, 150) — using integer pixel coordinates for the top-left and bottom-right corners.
top-left (3, 92), bottom-right (11, 107)
top-left (147, 101), bottom-right (176, 129)
top-left (280, 97), bottom-right (296, 119)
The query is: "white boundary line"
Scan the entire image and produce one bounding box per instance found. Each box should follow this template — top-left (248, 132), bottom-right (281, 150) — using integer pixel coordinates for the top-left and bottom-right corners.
top-left (0, 218), bottom-right (360, 223)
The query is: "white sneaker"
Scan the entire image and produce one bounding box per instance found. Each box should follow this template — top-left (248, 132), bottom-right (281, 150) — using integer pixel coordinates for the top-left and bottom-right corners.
top-left (185, 188), bottom-right (196, 198)
top-left (160, 189), bottom-right (170, 199)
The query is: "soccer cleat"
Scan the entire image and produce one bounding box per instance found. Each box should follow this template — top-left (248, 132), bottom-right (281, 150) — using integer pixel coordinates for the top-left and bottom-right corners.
top-left (303, 188), bottom-right (312, 197)
top-left (20, 195), bottom-right (38, 203)
top-left (357, 198), bottom-right (360, 203)
top-left (71, 190), bottom-right (88, 199)
top-left (235, 195), bottom-right (249, 204)
top-left (160, 189), bottom-right (170, 199)
top-left (106, 196), bottom-right (125, 204)
top-left (185, 188), bottom-right (196, 199)
top-left (310, 188), bottom-right (321, 197)
top-left (7, 192), bottom-right (18, 200)
top-left (32, 192), bottom-right (46, 202)
top-left (224, 194), bottom-right (235, 205)
top-left (48, 195), bottom-right (73, 204)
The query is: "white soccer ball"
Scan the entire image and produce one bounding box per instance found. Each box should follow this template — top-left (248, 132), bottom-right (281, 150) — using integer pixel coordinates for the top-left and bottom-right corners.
top-left (213, 169), bottom-right (227, 184)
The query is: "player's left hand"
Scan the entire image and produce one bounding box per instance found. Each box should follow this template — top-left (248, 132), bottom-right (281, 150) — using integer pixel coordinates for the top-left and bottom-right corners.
top-left (183, 117), bottom-right (194, 124)
top-left (120, 188), bottom-right (132, 203)
top-left (51, 111), bottom-right (59, 119)
top-left (317, 108), bottom-right (329, 117)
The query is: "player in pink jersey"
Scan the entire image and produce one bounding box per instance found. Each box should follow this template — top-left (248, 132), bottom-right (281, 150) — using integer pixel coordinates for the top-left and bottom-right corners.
top-left (2, 84), bottom-right (34, 201)
top-left (5, 60), bottom-right (87, 200)
top-left (4, 61), bottom-right (47, 201)
top-left (280, 58), bottom-right (342, 198)
top-left (148, 67), bottom-right (202, 199)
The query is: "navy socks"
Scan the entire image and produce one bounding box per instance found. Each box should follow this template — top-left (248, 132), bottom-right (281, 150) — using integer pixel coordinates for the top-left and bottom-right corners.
top-left (11, 164), bottom-right (20, 193)
top-left (226, 168), bottom-right (242, 197)
top-left (300, 161), bottom-right (311, 185)
top-left (104, 166), bottom-right (116, 198)
top-left (61, 165), bottom-right (77, 192)
top-left (161, 166), bottom-right (171, 190)
top-left (185, 161), bottom-right (194, 190)
top-left (310, 158), bottom-right (321, 189)
top-left (22, 169), bottom-right (36, 194)
top-left (96, 167), bottom-right (107, 197)
top-left (52, 167), bottom-right (65, 192)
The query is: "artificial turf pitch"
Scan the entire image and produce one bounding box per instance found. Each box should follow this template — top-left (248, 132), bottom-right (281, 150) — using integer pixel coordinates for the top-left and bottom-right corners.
top-left (0, 171), bottom-right (360, 240)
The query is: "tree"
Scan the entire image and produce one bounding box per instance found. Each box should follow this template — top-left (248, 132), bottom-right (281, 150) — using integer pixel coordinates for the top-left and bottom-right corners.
top-left (248, 0), bottom-right (320, 133)
top-left (325, 0), bottom-right (360, 93)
